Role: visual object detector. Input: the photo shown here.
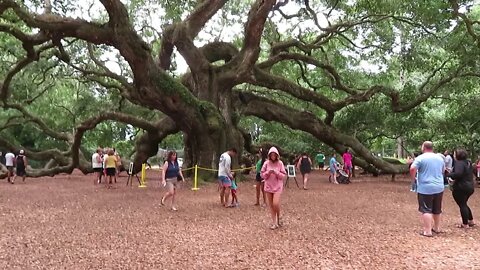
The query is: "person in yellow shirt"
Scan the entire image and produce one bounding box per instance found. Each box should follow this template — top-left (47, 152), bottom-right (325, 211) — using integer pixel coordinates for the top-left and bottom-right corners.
top-left (105, 149), bottom-right (117, 188)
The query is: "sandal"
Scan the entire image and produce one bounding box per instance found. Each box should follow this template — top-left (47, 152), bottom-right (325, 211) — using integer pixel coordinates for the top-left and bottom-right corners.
top-left (456, 224), bottom-right (469, 229)
top-left (419, 232), bottom-right (433, 237)
top-left (269, 224), bottom-right (278, 230)
top-left (432, 229), bottom-right (445, 234)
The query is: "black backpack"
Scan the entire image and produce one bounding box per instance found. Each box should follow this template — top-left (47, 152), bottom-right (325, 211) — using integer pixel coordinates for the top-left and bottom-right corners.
top-left (16, 155), bottom-right (25, 167)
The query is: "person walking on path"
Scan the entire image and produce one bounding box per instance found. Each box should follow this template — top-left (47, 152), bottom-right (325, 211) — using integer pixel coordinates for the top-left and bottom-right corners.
top-left (410, 141), bottom-right (445, 237)
top-left (315, 152), bottom-right (325, 170)
top-left (446, 149), bottom-right (475, 228)
top-left (254, 148), bottom-right (267, 206)
top-left (296, 153), bottom-right (312, 190)
top-left (261, 147), bottom-right (287, 230)
top-left (12, 150), bottom-right (27, 184)
top-left (161, 151), bottom-right (185, 211)
top-left (218, 148), bottom-right (237, 208)
top-left (5, 151), bottom-right (15, 183)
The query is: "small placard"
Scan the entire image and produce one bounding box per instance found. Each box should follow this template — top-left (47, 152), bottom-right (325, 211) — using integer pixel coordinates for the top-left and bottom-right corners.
top-left (287, 165), bottom-right (296, 178)
top-left (128, 162), bottom-right (134, 175)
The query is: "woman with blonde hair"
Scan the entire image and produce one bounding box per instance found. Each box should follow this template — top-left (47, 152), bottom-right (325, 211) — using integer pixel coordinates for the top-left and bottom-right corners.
top-left (104, 149), bottom-right (117, 188)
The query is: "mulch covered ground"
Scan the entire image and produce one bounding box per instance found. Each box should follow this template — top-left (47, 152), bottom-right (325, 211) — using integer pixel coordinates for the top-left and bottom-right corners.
top-left (1, 169), bottom-right (480, 269)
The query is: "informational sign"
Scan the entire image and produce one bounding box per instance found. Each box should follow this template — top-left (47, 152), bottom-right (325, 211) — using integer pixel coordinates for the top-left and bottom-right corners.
top-left (128, 162), bottom-right (134, 175)
top-left (286, 165), bottom-right (296, 178)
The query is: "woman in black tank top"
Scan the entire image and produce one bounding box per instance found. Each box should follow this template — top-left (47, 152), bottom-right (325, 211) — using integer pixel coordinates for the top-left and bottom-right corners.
top-left (296, 153), bottom-right (312, 190)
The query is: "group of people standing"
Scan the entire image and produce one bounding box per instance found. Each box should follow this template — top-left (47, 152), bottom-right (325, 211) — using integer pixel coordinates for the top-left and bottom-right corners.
top-left (410, 141), bottom-right (476, 237)
top-left (328, 149), bottom-right (353, 184)
top-left (91, 147), bottom-right (123, 188)
top-left (289, 149), bottom-right (353, 186)
top-left (0, 150), bottom-right (28, 184)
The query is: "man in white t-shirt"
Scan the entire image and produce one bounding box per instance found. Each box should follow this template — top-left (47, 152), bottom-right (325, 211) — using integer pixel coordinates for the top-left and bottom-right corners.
top-left (5, 151), bottom-right (15, 183)
top-left (92, 148), bottom-right (103, 184)
top-left (218, 148), bottom-right (237, 207)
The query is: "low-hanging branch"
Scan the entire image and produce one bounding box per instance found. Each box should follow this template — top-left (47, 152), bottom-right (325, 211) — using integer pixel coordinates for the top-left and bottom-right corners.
top-left (235, 91), bottom-right (407, 174)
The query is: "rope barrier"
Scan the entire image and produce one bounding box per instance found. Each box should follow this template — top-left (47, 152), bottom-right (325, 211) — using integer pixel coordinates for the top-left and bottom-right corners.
top-left (139, 163), bottom-right (256, 191)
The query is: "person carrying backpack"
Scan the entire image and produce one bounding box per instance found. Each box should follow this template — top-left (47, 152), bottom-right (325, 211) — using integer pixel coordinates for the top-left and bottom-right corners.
top-left (13, 150), bottom-right (27, 183)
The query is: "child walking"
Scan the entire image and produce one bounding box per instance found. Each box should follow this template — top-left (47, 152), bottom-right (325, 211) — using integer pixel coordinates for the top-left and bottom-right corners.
top-left (230, 172), bottom-right (239, 207)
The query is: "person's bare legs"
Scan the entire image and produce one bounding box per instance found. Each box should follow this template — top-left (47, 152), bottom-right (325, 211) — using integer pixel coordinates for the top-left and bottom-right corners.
top-left (432, 214), bottom-right (441, 232)
top-left (171, 187), bottom-right (177, 211)
top-left (261, 182), bottom-right (266, 206)
top-left (421, 213), bottom-right (434, 235)
top-left (231, 191), bottom-right (237, 205)
top-left (224, 186), bottom-right (231, 207)
top-left (255, 183), bottom-right (261, 205)
top-left (162, 184), bottom-right (173, 206)
top-left (219, 186), bottom-right (225, 205)
top-left (272, 193), bottom-right (281, 226)
top-left (303, 173), bottom-right (309, 189)
top-left (266, 192), bottom-right (276, 228)
top-left (333, 172), bottom-right (338, 184)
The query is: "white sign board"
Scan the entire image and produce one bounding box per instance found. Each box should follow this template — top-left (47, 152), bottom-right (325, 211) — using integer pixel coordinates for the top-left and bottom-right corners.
top-left (128, 162), bottom-right (134, 175)
top-left (286, 165), bottom-right (296, 178)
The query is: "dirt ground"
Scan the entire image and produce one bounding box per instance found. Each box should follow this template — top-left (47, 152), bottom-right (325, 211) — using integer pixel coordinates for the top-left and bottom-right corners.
top-left (1, 169), bottom-right (480, 269)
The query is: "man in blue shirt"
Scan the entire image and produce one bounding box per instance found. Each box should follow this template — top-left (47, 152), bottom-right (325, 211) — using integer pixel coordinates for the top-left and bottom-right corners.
top-left (410, 141), bottom-right (445, 237)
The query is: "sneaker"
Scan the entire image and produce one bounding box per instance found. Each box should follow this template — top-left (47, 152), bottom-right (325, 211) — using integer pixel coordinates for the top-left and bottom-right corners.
top-left (171, 207), bottom-right (178, 211)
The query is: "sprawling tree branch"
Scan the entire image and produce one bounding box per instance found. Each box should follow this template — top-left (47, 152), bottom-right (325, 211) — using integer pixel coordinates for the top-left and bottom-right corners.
top-left (3, 103), bottom-right (72, 141)
top-left (231, 0), bottom-right (276, 78)
top-left (235, 91), bottom-right (406, 173)
top-left (0, 0), bottom-right (115, 45)
top-left (158, 0), bottom-right (227, 71)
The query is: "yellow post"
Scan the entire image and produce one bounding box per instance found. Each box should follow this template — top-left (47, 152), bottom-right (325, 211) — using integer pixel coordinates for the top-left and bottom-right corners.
top-left (139, 163), bottom-right (147, 188)
top-left (192, 164), bottom-right (200, 191)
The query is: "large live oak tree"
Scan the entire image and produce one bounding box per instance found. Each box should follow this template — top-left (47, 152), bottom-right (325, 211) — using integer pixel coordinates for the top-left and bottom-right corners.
top-left (1, 0), bottom-right (479, 178)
